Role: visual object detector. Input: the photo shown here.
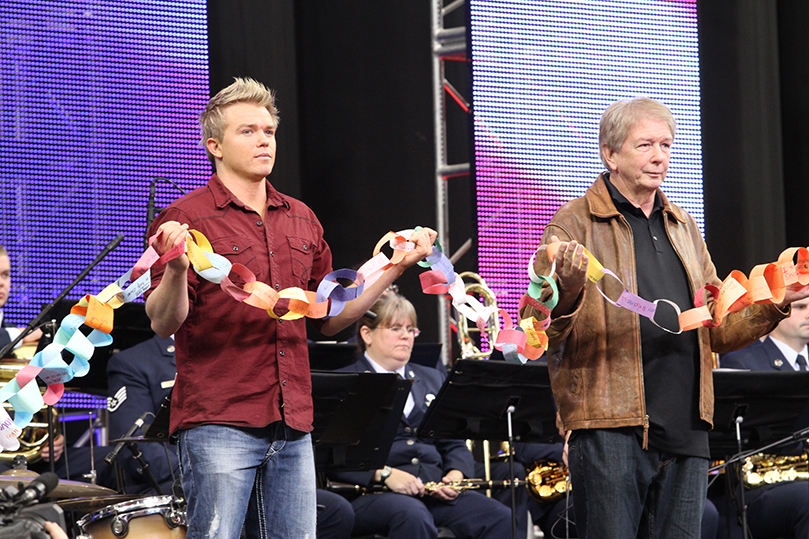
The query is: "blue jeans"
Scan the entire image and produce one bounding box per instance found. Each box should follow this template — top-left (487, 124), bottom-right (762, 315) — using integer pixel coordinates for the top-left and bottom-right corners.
top-left (568, 428), bottom-right (708, 539)
top-left (178, 423), bottom-right (316, 539)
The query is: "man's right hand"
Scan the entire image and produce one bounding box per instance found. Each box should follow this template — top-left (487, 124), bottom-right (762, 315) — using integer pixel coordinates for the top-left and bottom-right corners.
top-left (154, 221), bottom-right (190, 273)
top-left (546, 235), bottom-right (589, 315)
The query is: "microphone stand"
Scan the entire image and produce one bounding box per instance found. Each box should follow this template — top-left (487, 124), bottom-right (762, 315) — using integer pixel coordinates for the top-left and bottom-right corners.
top-left (0, 235), bottom-right (124, 473)
top-left (125, 441), bottom-right (164, 495)
top-left (145, 177), bottom-right (188, 248)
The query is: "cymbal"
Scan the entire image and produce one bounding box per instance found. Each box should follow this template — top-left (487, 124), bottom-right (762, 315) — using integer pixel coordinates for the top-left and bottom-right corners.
top-left (0, 475), bottom-right (116, 498)
top-left (58, 494), bottom-right (140, 513)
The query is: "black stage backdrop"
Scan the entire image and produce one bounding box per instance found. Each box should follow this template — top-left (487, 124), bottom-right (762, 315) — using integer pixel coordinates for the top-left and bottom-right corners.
top-left (206, 0), bottom-right (806, 348)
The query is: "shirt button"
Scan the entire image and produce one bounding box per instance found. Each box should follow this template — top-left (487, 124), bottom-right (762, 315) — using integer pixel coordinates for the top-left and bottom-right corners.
top-left (275, 284), bottom-right (280, 290)
top-left (653, 235), bottom-right (658, 240)
top-left (270, 251), bottom-right (274, 257)
top-left (233, 246), bottom-right (239, 251)
top-left (411, 458), bottom-right (419, 465)
top-left (279, 350), bottom-right (285, 356)
top-left (282, 380), bottom-right (287, 386)
top-left (257, 221), bottom-right (263, 226)
top-left (404, 427), bottom-right (411, 434)
top-left (406, 439), bottom-right (415, 446)
top-left (303, 244), bottom-right (308, 251)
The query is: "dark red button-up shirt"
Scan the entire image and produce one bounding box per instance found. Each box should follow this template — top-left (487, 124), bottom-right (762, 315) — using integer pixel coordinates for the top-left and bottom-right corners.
top-left (146, 174), bottom-right (333, 434)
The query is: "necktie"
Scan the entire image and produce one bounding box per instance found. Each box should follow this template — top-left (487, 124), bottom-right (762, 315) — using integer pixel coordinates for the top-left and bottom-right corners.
top-left (796, 354), bottom-right (807, 371)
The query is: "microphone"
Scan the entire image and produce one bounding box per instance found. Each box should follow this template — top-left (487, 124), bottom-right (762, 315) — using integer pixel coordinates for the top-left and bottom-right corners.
top-left (15, 472), bottom-right (58, 505)
top-left (105, 412), bottom-right (149, 466)
top-left (154, 176), bottom-right (188, 196)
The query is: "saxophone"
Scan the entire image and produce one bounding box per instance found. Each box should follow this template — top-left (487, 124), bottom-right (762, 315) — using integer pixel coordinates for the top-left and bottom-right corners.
top-left (525, 460), bottom-right (571, 503)
top-left (742, 453), bottom-right (809, 488)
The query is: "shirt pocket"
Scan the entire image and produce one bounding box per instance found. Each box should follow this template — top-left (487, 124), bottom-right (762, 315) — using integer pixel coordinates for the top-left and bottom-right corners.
top-left (210, 236), bottom-right (261, 281)
top-left (288, 235), bottom-right (315, 287)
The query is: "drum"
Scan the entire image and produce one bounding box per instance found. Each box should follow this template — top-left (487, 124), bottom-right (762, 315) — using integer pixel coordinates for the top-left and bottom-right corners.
top-left (77, 495), bottom-right (186, 538)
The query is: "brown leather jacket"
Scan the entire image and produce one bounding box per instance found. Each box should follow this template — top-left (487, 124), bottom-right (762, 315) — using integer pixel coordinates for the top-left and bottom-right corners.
top-left (523, 174), bottom-right (788, 445)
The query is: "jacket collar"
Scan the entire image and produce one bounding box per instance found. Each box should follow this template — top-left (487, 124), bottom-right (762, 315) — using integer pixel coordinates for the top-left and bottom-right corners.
top-left (208, 173), bottom-right (289, 212)
top-left (586, 173), bottom-right (687, 224)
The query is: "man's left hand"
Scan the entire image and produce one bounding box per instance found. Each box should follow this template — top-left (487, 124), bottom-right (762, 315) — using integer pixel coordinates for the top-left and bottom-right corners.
top-left (400, 228), bottom-right (438, 268)
top-left (779, 282), bottom-right (809, 309)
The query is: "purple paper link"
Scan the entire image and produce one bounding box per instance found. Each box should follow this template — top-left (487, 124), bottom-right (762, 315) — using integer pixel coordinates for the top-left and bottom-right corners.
top-left (327, 297), bottom-right (346, 318)
top-left (317, 269), bottom-right (363, 303)
top-left (616, 290), bottom-right (657, 319)
top-left (428, 248), bottom-right (456, 286)
top-left (315, 279), bottom-right (346, 317)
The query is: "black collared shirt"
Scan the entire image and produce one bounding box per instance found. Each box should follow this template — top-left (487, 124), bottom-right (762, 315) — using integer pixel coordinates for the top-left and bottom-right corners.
top-left (604, 174), bottom-right (709, 458)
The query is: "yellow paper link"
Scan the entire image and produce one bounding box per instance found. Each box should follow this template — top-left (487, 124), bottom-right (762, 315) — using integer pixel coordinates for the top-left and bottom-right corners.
top-left (544, 241), bottom-right (605, 282)
top-left (268, 287), bottom-right (309, 320)
top-left (519, 317), bottom-right (549, 354)
top-left (582, 247), bottom-right (605, 283)
top-left (187, 230), bottom-right (214, 272)
top-left (95, 282), bottom-right (124, 307)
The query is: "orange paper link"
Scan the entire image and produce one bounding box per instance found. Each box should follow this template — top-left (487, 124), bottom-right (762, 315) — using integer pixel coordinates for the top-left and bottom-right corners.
top-left (373, 231), bottom-right (408, 266)
top-left (83, 295), bottom-right (114, 334)
top-left (749, 261), bottom-right (787, 305)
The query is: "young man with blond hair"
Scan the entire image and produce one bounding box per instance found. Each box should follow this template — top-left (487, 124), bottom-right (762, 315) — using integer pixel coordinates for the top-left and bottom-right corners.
top-left (146, 78), bottom-right (436, 539)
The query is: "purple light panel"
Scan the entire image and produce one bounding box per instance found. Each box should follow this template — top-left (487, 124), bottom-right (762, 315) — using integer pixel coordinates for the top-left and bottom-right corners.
top-left (470, 0), bottom-right (702, 325)
top-left (0, 1), bottom-right (209, 324)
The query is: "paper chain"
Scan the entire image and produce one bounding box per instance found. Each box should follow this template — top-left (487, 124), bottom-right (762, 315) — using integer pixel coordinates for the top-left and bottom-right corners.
top-left (498, 241), bottom-right (809, 364)
top-left (4, 230), bottom-right (801, 450)
top-left (0, 228), bottom-right (502, 451)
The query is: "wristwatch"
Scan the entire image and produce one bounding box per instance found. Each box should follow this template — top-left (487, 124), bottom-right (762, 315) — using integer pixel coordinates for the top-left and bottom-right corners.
top-left (379, 465), bottom-right (392, 483)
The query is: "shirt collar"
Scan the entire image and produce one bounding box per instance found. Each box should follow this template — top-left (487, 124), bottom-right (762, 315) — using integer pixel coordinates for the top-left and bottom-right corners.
top-left (603, 172), bottom-right (663, 217)
top-left (208, 173), bottom-right (289, 211)
top-left (769, 336), bottom-right (809, 370)
top-left (365, 352), bottom-right (407, 378)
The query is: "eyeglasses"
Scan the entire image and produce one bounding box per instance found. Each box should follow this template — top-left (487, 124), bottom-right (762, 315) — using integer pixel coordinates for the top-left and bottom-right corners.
top-left (380, 326), bottom-right (421, 338)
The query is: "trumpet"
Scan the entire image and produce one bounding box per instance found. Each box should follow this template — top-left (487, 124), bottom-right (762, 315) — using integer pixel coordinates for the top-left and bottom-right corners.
top-left (456, 272), bottom-right (499, 360)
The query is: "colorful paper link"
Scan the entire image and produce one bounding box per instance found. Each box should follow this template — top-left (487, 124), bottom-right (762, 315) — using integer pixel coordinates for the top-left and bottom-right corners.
top-left (516, 241), bottom-right (809, 352)
top-left (0, 227), bottom-right (505, 449)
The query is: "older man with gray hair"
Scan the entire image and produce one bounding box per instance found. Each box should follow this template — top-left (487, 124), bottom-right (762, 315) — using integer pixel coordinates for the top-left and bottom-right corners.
top-left (521, 97), bottom-right (809, 539)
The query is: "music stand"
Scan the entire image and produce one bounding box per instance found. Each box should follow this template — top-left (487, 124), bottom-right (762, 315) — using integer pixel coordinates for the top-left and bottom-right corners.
top-left (307, 342), bottom-right (360, 371)
top-left (710, 369), bottom-right (809, 539)
top-left (311, 371), bottom-right (409, 472)
top-left (418, 359), bottom-right (558, 539)
top-left (710, 370), bottom-right (809, 459)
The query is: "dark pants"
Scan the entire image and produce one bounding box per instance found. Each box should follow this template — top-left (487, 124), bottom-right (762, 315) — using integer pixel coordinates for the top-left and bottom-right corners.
top-left (350, 490), bottom-right (512, 539)
top-left (568, 428), bottom-right (708, 539)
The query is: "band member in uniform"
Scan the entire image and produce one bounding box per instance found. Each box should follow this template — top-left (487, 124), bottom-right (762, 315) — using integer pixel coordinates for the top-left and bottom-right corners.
top-left (145, 77), bottom-right (436, 539)
top-left (0, 245), bottom-right (42, 355)
top-left (718, 297), bottom-right (809, 538)
top-left (106, 334), bottom-right (180, 495)
top-left (330, 293), bottom-right (513, 539)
